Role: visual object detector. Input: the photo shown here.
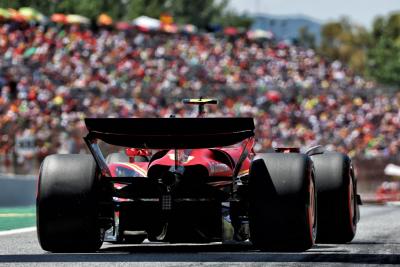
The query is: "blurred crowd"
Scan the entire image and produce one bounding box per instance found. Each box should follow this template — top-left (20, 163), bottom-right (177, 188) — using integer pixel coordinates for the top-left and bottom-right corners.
top-left (0, 21), bottom-right (400, 172)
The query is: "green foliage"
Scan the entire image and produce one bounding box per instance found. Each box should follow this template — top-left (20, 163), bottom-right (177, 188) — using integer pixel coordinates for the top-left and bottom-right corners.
top-left (366, 13), bottom-right (400, 86)
top-left (372, 16), bottom-right (385, 40)
top-left (212, 10), bottom-right (253, 28)
top-left (319, 17), bottom-right (371, 74)
top-left (297, 26), bottom-right (316, 49)
top-left (0, 0), bottom-right (252, 28)
top-left (165, 0), bottom-right (223, 28)
top-left (319, 12), bottom-right (400, 86)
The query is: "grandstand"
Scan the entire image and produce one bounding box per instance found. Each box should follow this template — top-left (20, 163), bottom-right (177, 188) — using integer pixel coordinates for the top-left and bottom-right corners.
top-left (0, 17), bottom-right (399, 174)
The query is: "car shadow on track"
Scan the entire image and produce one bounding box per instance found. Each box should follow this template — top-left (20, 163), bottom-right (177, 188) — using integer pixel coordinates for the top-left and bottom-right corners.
top-left (1, 243), bottom-right (400, 264)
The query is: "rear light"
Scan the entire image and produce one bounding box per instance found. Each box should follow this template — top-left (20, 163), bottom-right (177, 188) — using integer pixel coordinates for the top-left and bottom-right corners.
top-left (113, 183), bottom-right (127, 190)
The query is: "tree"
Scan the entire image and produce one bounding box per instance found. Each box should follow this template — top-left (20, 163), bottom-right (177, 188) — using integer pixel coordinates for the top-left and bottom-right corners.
top-left (212, 10), bottom-right (253, 28)
top-left (319, 17), bottom-right (371, 74)
top-left (154, 0), bottom-right (220, 28)
top-left (297, 26), bottom-right (316, 49)
top-left (366, 13), bottom-right (400, 86)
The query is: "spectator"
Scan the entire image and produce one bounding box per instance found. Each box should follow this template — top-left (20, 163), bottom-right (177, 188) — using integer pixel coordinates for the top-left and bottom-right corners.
top-left (0, 21), bottom-right (399, 173)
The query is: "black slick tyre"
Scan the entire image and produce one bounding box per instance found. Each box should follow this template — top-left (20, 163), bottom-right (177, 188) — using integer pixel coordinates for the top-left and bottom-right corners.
top-left (37, 154), bottom-right (103, 252)
top-left (249, 153), bottom-right (317, 251)
top-left (312, 152), bottom-right (358, 243)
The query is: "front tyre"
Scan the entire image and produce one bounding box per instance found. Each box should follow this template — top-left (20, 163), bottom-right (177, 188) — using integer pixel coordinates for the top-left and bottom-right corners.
top-left (249, 153), bottom-right (317, 251)
top-left (37, 154), bottom-right (103, 252)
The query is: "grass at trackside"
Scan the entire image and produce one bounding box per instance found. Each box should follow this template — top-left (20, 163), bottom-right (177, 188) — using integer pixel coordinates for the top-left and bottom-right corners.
top-left (0, 206), bottom-right (36, 231)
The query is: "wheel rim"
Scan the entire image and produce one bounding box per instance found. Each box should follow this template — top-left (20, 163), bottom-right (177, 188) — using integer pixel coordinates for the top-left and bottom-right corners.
top-left (308, 178), bottom-right (316, 243)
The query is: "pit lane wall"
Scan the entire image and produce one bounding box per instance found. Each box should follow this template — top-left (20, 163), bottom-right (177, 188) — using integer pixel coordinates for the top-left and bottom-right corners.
top-left (353, 157), bottom-right (399, 194)
top-left (0, 175), bottom-right (36, 207)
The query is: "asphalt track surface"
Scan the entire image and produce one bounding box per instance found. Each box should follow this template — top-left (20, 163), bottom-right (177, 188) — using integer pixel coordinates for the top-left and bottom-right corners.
top-left (0, 205), bottom-right (399, 266)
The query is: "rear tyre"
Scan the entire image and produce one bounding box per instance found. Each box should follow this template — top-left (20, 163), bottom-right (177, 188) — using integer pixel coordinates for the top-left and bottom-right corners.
top-left (37, 154), bottom-right (103, 252)
top-left (249, 153), bottom-right (316, 251)
top-left (312, 152), bottom-right (358, 243)
top-left (106, 152), bottom-right (148, 164)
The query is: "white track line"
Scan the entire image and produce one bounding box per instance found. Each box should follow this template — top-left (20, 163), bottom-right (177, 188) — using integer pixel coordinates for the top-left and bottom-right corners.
top-left (0, 227), bottom-right (36, 236)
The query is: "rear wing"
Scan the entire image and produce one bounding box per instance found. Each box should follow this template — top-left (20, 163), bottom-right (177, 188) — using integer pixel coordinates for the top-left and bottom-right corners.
top-left (85, 117), bottom-right (255, 149)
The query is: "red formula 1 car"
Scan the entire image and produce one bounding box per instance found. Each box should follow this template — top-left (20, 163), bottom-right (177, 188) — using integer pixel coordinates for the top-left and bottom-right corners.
top-left (36, 99), bottom-right (361, 252)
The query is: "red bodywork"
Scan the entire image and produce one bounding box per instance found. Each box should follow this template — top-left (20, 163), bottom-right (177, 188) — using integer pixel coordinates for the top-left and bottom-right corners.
top-left (108, 143), bottom-right (253, 189)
